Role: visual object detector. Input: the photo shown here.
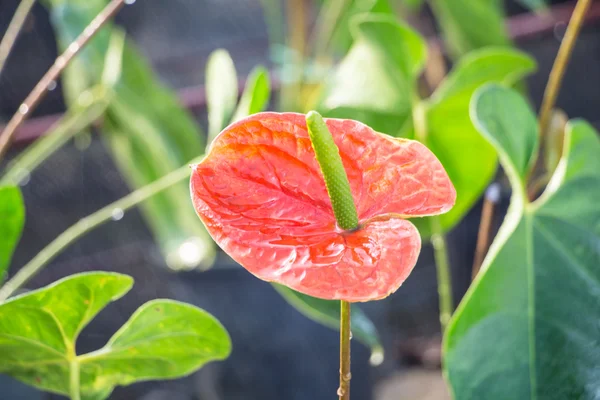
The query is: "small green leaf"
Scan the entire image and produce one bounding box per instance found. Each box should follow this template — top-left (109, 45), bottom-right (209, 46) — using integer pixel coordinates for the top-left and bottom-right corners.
top-left (444, 87), bottom-right (600, 398)
top-left (306, 111), bottom-right (358, 230)
top-left (0, 272), bottom-right (231, 400)
top-left (79, 299), bottom-right (231, 398)
top-left (0, 186), bottom-right (25, 282)
top-left (414, 50), bottom-right (536, 236)
top-left (206, 49), bottom-right (239, 145)
top-left (273, 284), bottom-right (383, 364)
top-left (232, 66), bottom-right (270, 122)
top-left (471, 84), bottom-right (539, 187)
top-left (318, 14), bottom-right (426, 135)
top-left (428, 0), bottom-right (510, 59)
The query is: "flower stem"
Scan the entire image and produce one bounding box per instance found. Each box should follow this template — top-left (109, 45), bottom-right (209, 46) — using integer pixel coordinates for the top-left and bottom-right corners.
top-left (338, 300), bottom-right (351, 400)
top-left (0, 0), bottom-right (36, 78)
top-left (305, 111), bottom-right (358, 400)
top-left (538, 0), bottom-right (592, 138)
top-left (430, 216), bottom-right (453, 332)
top-left (0, 0), bottom-right (126, 161)
top-left (0, 157), bottom-right (200, 302)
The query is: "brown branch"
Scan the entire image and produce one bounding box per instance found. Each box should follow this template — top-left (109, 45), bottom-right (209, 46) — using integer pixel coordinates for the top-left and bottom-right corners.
top-left (0, 0), bottom-right (127, 161)
top-left (471, 184), bottom-right (501, 280)
top-left (0, 0), bottom-right (36, 78)
top-left (538, 0), bottom-right (592, 138)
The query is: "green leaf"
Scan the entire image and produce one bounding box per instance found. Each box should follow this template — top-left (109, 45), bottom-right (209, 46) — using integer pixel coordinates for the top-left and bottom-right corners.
top-left (0, 186), bottom-right (24, 282)
top-left (42, 1), bottom-right (216, 270)
top-left (273, 284), bottom-right (384, 365)
top-left (206, 49), bottom-right (239, 145)
top-left (428, 0), bottom-right (510, 59)
top-left (0, 272), bottom-right (231, 400)
top-left (413, 49), bottom-right (536, 236)
top-left (318, 14), bottom-right (426, 135)
top-left (470, 84), bottom-right (539, 184)
top-left (444, 86), bottom-right (600, 399)
top-left (317, 0), bottom-right (393, 55)
top-left (231, 66), bottom-right (270, 122)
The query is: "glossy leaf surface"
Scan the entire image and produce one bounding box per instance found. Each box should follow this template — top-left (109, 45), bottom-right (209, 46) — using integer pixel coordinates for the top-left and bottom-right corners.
top-left (191, 113), bottom-right (455, 301)
top-left (42, 1), bottom-right (215, 270)
top-left (0, 186), bottom-right (25, 282)
top-left (444, 85), bottom-right (600, 399)
top-left (0, 272), bottom-right (231, 400)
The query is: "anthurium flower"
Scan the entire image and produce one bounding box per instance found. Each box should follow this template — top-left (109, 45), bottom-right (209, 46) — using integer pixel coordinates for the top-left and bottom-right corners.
top-left (190, 113), bottom-right (455, 302)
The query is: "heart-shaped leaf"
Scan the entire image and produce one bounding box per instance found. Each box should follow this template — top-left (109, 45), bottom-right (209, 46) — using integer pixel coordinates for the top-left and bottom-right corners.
top-left (206, 49), bottom-right (239, 145)
top-left (0, 186), bottom-right (25, 282)
top-left (273, 284), bottom-right (384, 365)
top-left (0, 272), bottom-right (231, 400)
top-left (444, 85), bottom-right (600, 399)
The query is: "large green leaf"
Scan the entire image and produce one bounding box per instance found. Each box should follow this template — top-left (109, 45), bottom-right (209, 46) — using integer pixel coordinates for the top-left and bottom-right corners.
top-left (0, 272), bottom-right (231, 400)
top-left (318, 14), bottom-right (426, 135)
top-left (444, 85), bottom-right (600, 399)
top-left (428, 0), bottom-right (510, 59)
top-left (42, 0), bottom-right (215, 270)
top-left (0, 186), bottom-right (25, 282)
top-left (273, 284), bottom-right (384, 365)
top-left (206, 49), bottom-right (239, 145)
top-left (414, 49), bottom-right (536, 236)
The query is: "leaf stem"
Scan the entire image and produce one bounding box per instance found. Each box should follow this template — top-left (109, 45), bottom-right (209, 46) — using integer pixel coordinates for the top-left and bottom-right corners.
top-left (305, 111), bottom-right (357, 400)
top-left (430, 216), bottom-right (453, 332)
top-left (0, 158), bottom-right (200, 302)
top-left (538, 0), bottom-right (592, 138)
top-left (0, 0), bottom-right (36, 78)
top-left (0, 0), bottom-right (126, 161)
top-left (69, 359), bottom-right (81, 400)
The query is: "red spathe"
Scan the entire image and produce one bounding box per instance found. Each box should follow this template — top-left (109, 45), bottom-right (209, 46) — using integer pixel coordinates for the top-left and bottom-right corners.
top-left (191, 112), bottom-right (456, 302)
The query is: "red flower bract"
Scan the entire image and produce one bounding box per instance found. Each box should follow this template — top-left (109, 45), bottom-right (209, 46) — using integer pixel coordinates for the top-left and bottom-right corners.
top-left (191, 112), bottom-right (456, 302)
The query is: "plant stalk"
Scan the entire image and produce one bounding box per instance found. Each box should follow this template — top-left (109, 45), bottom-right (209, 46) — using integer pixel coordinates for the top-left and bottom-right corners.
top-left (280, 0), bottom-right (306, 111)
top-left (0, 0), bottom-right (126, 161)
top-left (538, 0), bottom-right (592, 138)
top-left (0, 157), bottom-right (200, 302)
top-left (0, 0), bottom-right (36, 78)
top-left (338, 300), bottom-right (351, 400)
top-left (430, 216), bottom-right (453, 332)
top-left (69, 358), bottom-right (81, 400)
